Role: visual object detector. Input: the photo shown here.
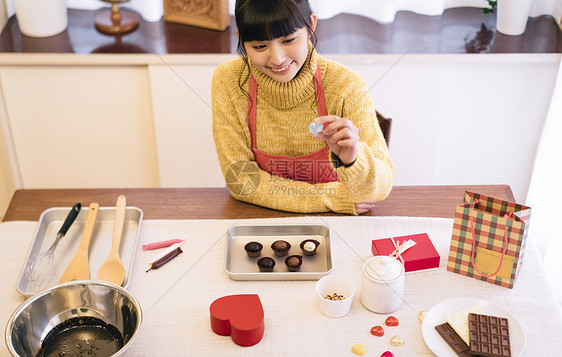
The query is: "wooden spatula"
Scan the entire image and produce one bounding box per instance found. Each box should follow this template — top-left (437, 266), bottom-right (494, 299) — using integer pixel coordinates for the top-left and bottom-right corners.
top-left (97, 195), bottom-right (127, 285)
top-left (59, 202), bottom-right (99, 283)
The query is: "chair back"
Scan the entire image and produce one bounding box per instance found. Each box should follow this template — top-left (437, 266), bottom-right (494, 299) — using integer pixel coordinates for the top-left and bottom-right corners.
top-left (376, 110), bottom-right (392, 147)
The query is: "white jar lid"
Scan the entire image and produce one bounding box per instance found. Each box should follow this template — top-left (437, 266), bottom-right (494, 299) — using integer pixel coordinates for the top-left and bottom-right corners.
top-left (365, 256), bottom-right (403, 281)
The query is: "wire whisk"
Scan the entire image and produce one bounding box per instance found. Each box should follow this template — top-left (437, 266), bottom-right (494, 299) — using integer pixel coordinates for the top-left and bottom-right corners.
top-left (25, 203), bottom-right (81, 292)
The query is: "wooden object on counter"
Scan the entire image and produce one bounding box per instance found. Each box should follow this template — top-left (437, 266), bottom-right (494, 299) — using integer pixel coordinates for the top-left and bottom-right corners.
top-left (94, 1), bottom-right (139, 35)
top-left (2, 185), bottom-right (516, 221)
top-left (164, 0), bottom-right (230, 31)
top-left (1, 8), bottom-right (560, 54)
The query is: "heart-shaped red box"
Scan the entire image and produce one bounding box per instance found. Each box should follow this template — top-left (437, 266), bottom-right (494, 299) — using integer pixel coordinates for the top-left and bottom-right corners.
top-left (210, 294), bottom-right (264, 346)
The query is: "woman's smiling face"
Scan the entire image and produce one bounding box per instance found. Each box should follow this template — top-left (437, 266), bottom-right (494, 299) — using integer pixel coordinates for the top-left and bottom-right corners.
top-left (243, 15), bottom-right (316, 83)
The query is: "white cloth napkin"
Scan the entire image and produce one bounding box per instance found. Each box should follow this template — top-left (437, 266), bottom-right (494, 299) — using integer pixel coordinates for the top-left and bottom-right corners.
top-left (2, 216), bottom-right (561, 356)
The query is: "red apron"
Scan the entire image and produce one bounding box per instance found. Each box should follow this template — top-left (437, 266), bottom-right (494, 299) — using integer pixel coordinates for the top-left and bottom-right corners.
top-left (248, 65), bottom-right (339, 184)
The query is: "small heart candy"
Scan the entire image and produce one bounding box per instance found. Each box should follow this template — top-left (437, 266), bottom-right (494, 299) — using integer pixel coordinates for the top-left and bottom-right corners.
top-left (210, 294), bottom-right (264, 346)
top-left (370, 325), bottom-right (384, 336)
top-left (385, 315), bottom-right (399, 326)
top-left (390, 335), bottom-right (404, 346)
top-left (417, 311), bottom-right (427, 324)
top-left (351, 344), bottom-right (366, 356)
top-left (380, 351), bottom-right (395, 357)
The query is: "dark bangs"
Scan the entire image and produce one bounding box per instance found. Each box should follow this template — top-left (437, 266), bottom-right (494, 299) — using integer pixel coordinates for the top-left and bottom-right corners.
top-left (235, 0), bottom-right (313, 54)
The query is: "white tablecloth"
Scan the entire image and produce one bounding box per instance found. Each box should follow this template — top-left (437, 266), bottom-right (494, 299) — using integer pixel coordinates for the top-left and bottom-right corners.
top-left (2, 216), bottom-right (561, 356)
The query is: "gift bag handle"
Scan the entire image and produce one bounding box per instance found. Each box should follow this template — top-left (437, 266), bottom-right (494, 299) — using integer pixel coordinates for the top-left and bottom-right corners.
top-left (468, 199), bottom-right (517, 219)
top-left (469, 216), bottom-right (509, 278)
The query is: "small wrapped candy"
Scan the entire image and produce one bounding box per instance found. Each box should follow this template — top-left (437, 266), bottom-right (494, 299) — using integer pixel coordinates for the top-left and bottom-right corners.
top-left (389, 335), bottom-right (404, 346)
top-left (309, 122), bottom-right (323, 135)
top-left (380, 352), bottom-right (395, 357)
top-left (370, 325), bottom-right (384, 336)
top-left (351, 344), bottom-right (366, 356)
top-left (417, 311), bottom-right (427, 324)
top-left (385, 316), bottom-right (399, 326)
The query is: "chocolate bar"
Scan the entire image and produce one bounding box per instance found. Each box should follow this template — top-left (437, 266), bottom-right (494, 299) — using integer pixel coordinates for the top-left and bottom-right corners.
top-left (468, 313), bottom-right (511, 357)
top-left (445, 306), bottom-right (483, 344)
top-left (434, 323), bottom-right (471, 357)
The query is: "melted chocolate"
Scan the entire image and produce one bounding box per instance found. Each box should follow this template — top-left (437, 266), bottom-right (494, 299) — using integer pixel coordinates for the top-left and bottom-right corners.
top-left (36, 316), bottom-right (124, 357)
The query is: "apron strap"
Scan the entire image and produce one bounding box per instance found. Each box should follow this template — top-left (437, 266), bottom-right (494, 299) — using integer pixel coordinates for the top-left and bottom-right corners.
top-left (248, 74), bottom-right (259, 151)
top-left (312, 65), bottom-right (327, 117)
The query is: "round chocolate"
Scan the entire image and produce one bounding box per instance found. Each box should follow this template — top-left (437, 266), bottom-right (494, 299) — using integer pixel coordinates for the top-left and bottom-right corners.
top-left (257, 257), bottom-right (275, 272)
top-left (284, 255), bottom-right (303, 272)
top-left (244, 241), bottom-right (263, 258)
top-left (300, 239), bottom-right (320, 256)
top-left (271, 240), bottom-right (291, 257)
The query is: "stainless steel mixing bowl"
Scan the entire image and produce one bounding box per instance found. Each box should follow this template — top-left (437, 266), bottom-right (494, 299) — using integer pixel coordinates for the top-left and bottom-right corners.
top-left (5, 280), bottom-right (142, 356)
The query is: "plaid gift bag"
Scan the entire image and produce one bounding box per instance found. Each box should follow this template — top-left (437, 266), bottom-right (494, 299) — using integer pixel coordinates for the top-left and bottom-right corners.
top-left (447, 191), bottom-right (531, 288)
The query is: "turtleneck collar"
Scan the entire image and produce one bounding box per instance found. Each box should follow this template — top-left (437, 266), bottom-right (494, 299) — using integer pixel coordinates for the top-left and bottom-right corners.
top-left (248, 43), bottom-right (321, 109)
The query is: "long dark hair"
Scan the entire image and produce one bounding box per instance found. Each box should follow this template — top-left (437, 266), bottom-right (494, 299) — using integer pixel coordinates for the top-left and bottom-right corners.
top-left (234, 0), bottom-right (318, 90)
top-left (235, 0), bottom-right (317, 55)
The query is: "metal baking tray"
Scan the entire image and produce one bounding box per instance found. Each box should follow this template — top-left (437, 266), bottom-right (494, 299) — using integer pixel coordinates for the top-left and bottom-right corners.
top-left (16, 205), bottom-right (143, 297)
top-left (225, 224), bottom-right (333, 280)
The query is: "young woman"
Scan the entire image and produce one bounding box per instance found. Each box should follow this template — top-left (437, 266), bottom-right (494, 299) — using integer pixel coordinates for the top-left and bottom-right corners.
top-left (212, 0), bottom-right (394, 215)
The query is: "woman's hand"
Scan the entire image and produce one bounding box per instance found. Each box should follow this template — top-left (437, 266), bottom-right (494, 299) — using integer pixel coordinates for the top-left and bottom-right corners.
top-left (312, 115), bottom-right (359, 166)
top-left (355, 200), bottom-right (376, 214)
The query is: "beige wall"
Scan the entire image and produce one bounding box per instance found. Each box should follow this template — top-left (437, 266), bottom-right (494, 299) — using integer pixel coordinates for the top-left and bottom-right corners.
top-left (0, 0), bottom-right (7, 31)
top-left (0, 82), bottom-right (16, 220)
top-left (0, 0), bottom-right (9, 219)
top-left (0, 53), bottom-right (560, 219)
top-left (0, 142), bottom-right (15, 220)
top-left (1, 65), bottom-right (159, 189)
top-left (0, 162), bottom-right (14, 220)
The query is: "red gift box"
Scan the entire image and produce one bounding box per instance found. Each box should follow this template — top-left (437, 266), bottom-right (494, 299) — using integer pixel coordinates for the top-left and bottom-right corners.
top-left (371, 233), bottom-right (440, 273)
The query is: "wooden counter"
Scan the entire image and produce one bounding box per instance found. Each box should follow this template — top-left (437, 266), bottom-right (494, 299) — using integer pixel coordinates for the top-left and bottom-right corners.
top-left (3, 185), bottom-right (515, 221)
top-left (1, 8), bottom-right (560, 54)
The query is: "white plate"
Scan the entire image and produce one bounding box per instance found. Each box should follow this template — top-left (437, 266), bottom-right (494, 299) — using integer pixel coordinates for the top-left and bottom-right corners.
top-left (421, 297), bottom-right (525, 357)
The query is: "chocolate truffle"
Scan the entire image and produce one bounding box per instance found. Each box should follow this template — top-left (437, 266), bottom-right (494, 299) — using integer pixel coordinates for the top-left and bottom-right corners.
top-left (285, 255), bottom-right (303, 272)
top-left (300, 239), bottom-right (320, 256)
top-left (271, 240), bottom-right (291, 257)
top-left (244, 241), bottom-right (263, 258)
top-left (257, 257), bottom-right (275, 272)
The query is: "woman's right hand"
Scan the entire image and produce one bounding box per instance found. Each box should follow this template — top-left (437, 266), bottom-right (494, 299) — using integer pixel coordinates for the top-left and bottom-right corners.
top-left (312, 115), bottom-right (360, 166)
top-left (355, 201), bottom-right (376, 214)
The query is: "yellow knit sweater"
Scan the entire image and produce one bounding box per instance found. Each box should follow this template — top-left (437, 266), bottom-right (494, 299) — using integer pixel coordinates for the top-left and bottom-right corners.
top-left (211, 48), bottom-right (394, 215)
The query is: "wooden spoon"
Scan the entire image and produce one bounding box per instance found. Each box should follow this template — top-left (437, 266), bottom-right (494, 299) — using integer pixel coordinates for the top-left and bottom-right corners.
top-left (59, 202), bottom-right (99, 283)
top-left (97, 195), bottom-right (127, 285)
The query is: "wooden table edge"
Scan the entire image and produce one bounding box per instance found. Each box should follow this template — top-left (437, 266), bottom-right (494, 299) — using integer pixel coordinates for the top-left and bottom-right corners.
top-left (2, 185), bottom-right (515, 222)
